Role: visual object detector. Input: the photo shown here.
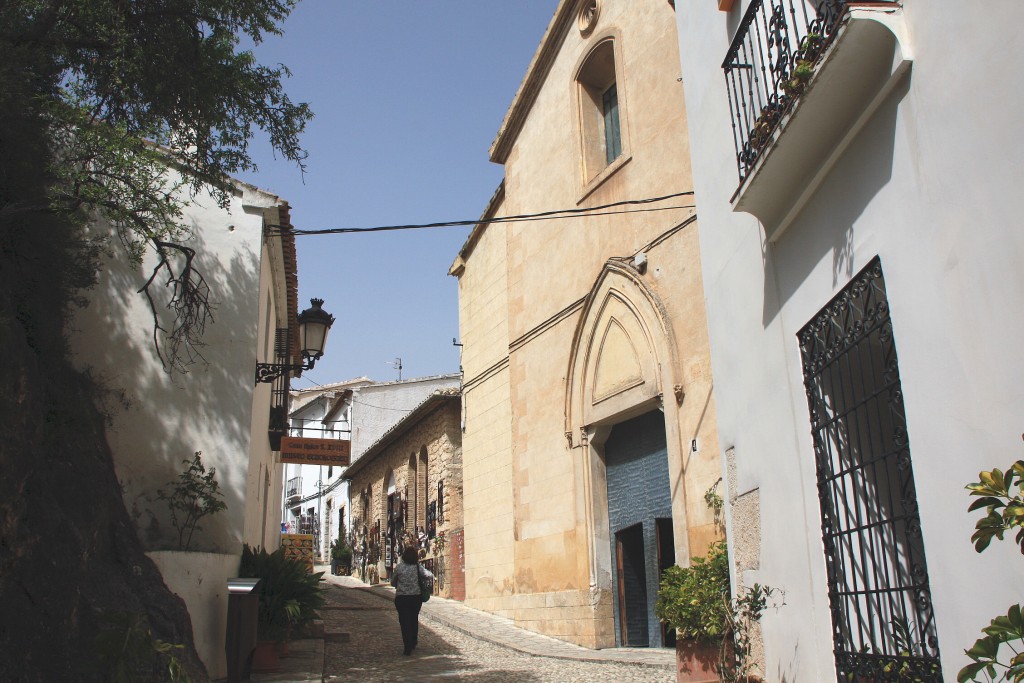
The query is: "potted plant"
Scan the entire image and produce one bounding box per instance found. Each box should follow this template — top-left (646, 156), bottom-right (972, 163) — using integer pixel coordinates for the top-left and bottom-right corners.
top-left (799, 32), bottom-right (824, 60)
top-left (239, 544), bottom-right (325, 668)
top-left (782, 59), bottom-right (815, 97)
top-left (330, 539), bottom-right (353, 576)
top-left (656, 540), bottom-right (731, 683)
top-left (656, 538), bottom-right (782, 683)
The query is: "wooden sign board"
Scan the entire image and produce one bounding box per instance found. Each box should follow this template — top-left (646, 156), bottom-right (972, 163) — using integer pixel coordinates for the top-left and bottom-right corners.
top-left (280, 437), bottom-right (351, 466)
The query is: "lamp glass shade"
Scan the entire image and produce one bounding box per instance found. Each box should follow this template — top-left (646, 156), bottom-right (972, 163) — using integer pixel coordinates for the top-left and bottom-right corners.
top-left (300, 320), bottom-right (329, 359)
top-left (297, 298), bottom-right (335, 360)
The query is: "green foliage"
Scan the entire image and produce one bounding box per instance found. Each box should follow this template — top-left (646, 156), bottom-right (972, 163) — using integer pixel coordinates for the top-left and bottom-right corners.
top-left (958, 605), bottom-right (1024, 683)
top-left (94, 611), bottom-right (191, 683)
top-left (656, 542), bottom-right (783, 679)
top-left (966, 461), bottom-right (1024, 554)
top-left (721, 583), bottom-right (783, 683)
top-left (1, 0), bottom-right (312, 370)
top-left (331, 538), bottom-right (352, 563)
top-left (239, 544), bottom-right (325, 642)
top-left (4, 0), bottom-right (312, 219)
top-left (655, 540), bottom-right (731, 643)
top-left (705, 479), bottom-right (725, 530)
top-left (960, 456), bottom-right (1024, 682)
top-left (157, 452), bottom-right (227, 551)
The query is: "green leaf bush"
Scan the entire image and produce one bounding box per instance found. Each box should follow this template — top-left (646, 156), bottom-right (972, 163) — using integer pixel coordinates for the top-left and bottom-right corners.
top-left (239, 545), bottom-right (325, 642)
top-left (959, 457), bottom-right (1024, 682)
top-left (157, 452), bottom-right (226, 551)
top-left (655, 540), bottom-right (731, 643)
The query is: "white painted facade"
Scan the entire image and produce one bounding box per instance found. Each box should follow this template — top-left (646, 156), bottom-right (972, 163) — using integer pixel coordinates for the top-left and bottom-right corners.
top-left (70, 174), bottom-right (298, 678)
top-left (282, 374), bottom-right (460, 559)
top-left (283, 379), bottom-right (369, 556)
top-left (348, 374), bottom-right (462, 456)
top-left (674, 1), bottom-right (1024, 680)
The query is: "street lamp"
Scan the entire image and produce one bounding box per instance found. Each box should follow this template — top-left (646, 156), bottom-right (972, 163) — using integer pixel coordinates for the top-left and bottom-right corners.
top-left (255, 298), bottom-right (336, 384)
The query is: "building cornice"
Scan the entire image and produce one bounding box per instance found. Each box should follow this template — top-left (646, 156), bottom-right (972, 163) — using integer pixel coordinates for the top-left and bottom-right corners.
top-left (450, 180), bottom-right (505, 277)
top-left (489, 0), bottom-right (577, 164)
top-left (276, 202), bottom-right (301, 367)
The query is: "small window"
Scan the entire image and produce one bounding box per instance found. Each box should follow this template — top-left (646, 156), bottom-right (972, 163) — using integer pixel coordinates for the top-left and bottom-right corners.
top-left (576, 37), bottom-right (628, 186)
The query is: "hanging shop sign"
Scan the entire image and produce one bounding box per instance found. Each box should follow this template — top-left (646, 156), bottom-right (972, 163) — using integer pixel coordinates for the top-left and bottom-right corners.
top-left (279, 437), bottom-right (351, 466)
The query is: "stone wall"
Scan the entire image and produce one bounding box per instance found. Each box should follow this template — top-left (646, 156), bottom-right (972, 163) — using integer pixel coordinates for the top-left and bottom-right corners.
top-left (452, 0), bottom-right (723, 649)
top-left (346, 399), bottom-right (463, 599)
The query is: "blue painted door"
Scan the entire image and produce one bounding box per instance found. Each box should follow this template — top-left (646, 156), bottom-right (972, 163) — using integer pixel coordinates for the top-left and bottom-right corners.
top-left (605, 410), bottom-right (673, 647)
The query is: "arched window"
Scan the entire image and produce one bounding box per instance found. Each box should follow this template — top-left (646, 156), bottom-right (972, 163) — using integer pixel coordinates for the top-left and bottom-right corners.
top-left (575, 36), bottom-right (628, 187)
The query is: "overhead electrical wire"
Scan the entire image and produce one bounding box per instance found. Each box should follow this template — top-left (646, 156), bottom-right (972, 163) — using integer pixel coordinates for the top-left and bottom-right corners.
top-left (268, 191), bottom-right (695, 237)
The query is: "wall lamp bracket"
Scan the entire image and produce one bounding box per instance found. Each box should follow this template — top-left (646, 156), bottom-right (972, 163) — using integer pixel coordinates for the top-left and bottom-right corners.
top-left (254, 298), bottom-right (335, 385)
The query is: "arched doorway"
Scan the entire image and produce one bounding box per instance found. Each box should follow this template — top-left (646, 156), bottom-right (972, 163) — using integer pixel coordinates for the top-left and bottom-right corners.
top-left (565, 261), bottom-right (689, 648)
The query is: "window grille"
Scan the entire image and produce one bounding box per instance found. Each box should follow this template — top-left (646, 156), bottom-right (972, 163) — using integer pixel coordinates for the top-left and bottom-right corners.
top-left (797, 258), bottom-right (942, 681)
top-left (268, 328), bottom-right (290, 449)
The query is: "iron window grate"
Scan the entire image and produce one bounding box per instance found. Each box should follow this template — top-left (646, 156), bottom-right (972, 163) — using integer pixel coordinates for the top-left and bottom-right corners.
top-left (797, 258), bottom-right (942, 681)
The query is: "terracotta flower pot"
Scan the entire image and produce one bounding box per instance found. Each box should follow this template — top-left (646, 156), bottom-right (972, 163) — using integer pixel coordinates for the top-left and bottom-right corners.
top-left (676, 638), bottom-right (720, 683)
top-left (251, 640), bottom-right (281, 673)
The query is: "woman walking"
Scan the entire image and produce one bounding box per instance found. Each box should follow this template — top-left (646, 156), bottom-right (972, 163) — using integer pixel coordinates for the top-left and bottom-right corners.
top-left (390, 545), bottom-right (434, 655)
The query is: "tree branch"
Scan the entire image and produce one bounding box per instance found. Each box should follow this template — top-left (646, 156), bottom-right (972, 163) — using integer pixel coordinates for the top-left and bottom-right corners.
top-left (138, 241), bottom-right (215, 373)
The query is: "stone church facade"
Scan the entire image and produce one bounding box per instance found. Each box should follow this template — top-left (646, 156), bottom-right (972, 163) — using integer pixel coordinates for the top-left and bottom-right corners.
top-left (449, 0), bottom-right (721, 649)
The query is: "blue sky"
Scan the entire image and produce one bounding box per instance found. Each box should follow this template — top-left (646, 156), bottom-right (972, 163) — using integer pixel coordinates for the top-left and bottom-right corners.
top-left (238, 2), bottom-right (558, 386)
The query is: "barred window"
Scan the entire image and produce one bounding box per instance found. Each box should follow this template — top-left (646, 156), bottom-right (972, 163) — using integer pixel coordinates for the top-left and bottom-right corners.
top-left (798, 258), bottom-right (942, 681)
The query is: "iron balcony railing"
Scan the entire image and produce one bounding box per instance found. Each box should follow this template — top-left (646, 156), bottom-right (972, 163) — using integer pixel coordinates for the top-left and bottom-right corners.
top-left (723, 0), bottom-right (891, 183)
top-left (286, 476), bottom-right (303, 500)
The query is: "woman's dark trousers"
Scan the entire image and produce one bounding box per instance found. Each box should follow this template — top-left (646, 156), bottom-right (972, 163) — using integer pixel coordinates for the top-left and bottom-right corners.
top-left (395, 595), bottom-right (422, 654)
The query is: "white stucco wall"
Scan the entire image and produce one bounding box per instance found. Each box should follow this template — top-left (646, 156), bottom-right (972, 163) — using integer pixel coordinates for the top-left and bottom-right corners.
top-left (349, 375), bottom-right (461, 457)
top-left (676, 2), bottom-right (1024, 680)
top-left (70, 175), bottom-right (291, 676)
top-left (148, 551), bottom-right (239, 680)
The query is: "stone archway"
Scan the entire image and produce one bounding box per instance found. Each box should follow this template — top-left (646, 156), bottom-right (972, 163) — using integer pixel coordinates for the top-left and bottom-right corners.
top-left (564, 261), bottom-right (690, 647)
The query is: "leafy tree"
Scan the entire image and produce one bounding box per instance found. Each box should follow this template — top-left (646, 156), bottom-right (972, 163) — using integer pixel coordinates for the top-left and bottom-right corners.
top-left (0, 2), bottom-right (310, 679)
top-left (1, 0), bottom-right (312, 369)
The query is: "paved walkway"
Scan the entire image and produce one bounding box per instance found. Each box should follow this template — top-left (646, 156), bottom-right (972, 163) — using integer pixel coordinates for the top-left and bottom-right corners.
top-left (251, 564), bottom-right (674, 682)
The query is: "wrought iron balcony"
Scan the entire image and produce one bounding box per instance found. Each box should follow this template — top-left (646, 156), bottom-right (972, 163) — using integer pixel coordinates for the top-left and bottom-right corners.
top-left (722, 0), bottom-right (909, 237)
top-left (723, 0), bottom-right (852, 184)
top-left (286, 476), bottom-right (303, 500)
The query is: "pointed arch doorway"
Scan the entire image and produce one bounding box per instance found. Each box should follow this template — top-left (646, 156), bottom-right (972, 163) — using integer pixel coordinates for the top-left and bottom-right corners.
top-left (565, 262), bottom-right (689, 649)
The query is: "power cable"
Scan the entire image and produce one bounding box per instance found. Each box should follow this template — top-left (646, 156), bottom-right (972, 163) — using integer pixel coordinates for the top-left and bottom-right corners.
top-left (268, 191), bottom-right (695, 237)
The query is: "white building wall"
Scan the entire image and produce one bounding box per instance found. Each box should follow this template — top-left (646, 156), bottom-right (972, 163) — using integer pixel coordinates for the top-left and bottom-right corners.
top-left (349, 375), bottom-right (461, 458)
top-left (70, 176), bottom-right (291, 679)
top-left (676, 2), bottom-right (1024, 680)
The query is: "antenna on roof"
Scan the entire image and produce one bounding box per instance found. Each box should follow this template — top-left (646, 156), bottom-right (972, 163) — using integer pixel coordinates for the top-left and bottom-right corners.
top-left (386, 357), bottom-right (402, 381)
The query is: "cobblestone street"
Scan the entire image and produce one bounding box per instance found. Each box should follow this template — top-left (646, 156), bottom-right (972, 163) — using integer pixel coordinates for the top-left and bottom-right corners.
top-left (320, 580), bottom-right (674, 683)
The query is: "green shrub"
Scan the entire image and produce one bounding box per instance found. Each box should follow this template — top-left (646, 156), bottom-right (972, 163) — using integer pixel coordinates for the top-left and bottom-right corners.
top-left (157, 452), bottom-right (226, 551)
top-left (958, 459), bottom-right (1024, 682)
top-left (331, 538), bottom-right (352, 563)
top-left (239, 545), bottom-right (325, 641)
top-left (655, 540), bottom-right (731, 643)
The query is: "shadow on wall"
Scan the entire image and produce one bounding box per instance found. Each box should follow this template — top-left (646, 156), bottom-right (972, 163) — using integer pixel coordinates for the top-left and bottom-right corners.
top-left (761, 73), bottom-right (911, 326)
top-left (71, 216), bottom-right (264, 553)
